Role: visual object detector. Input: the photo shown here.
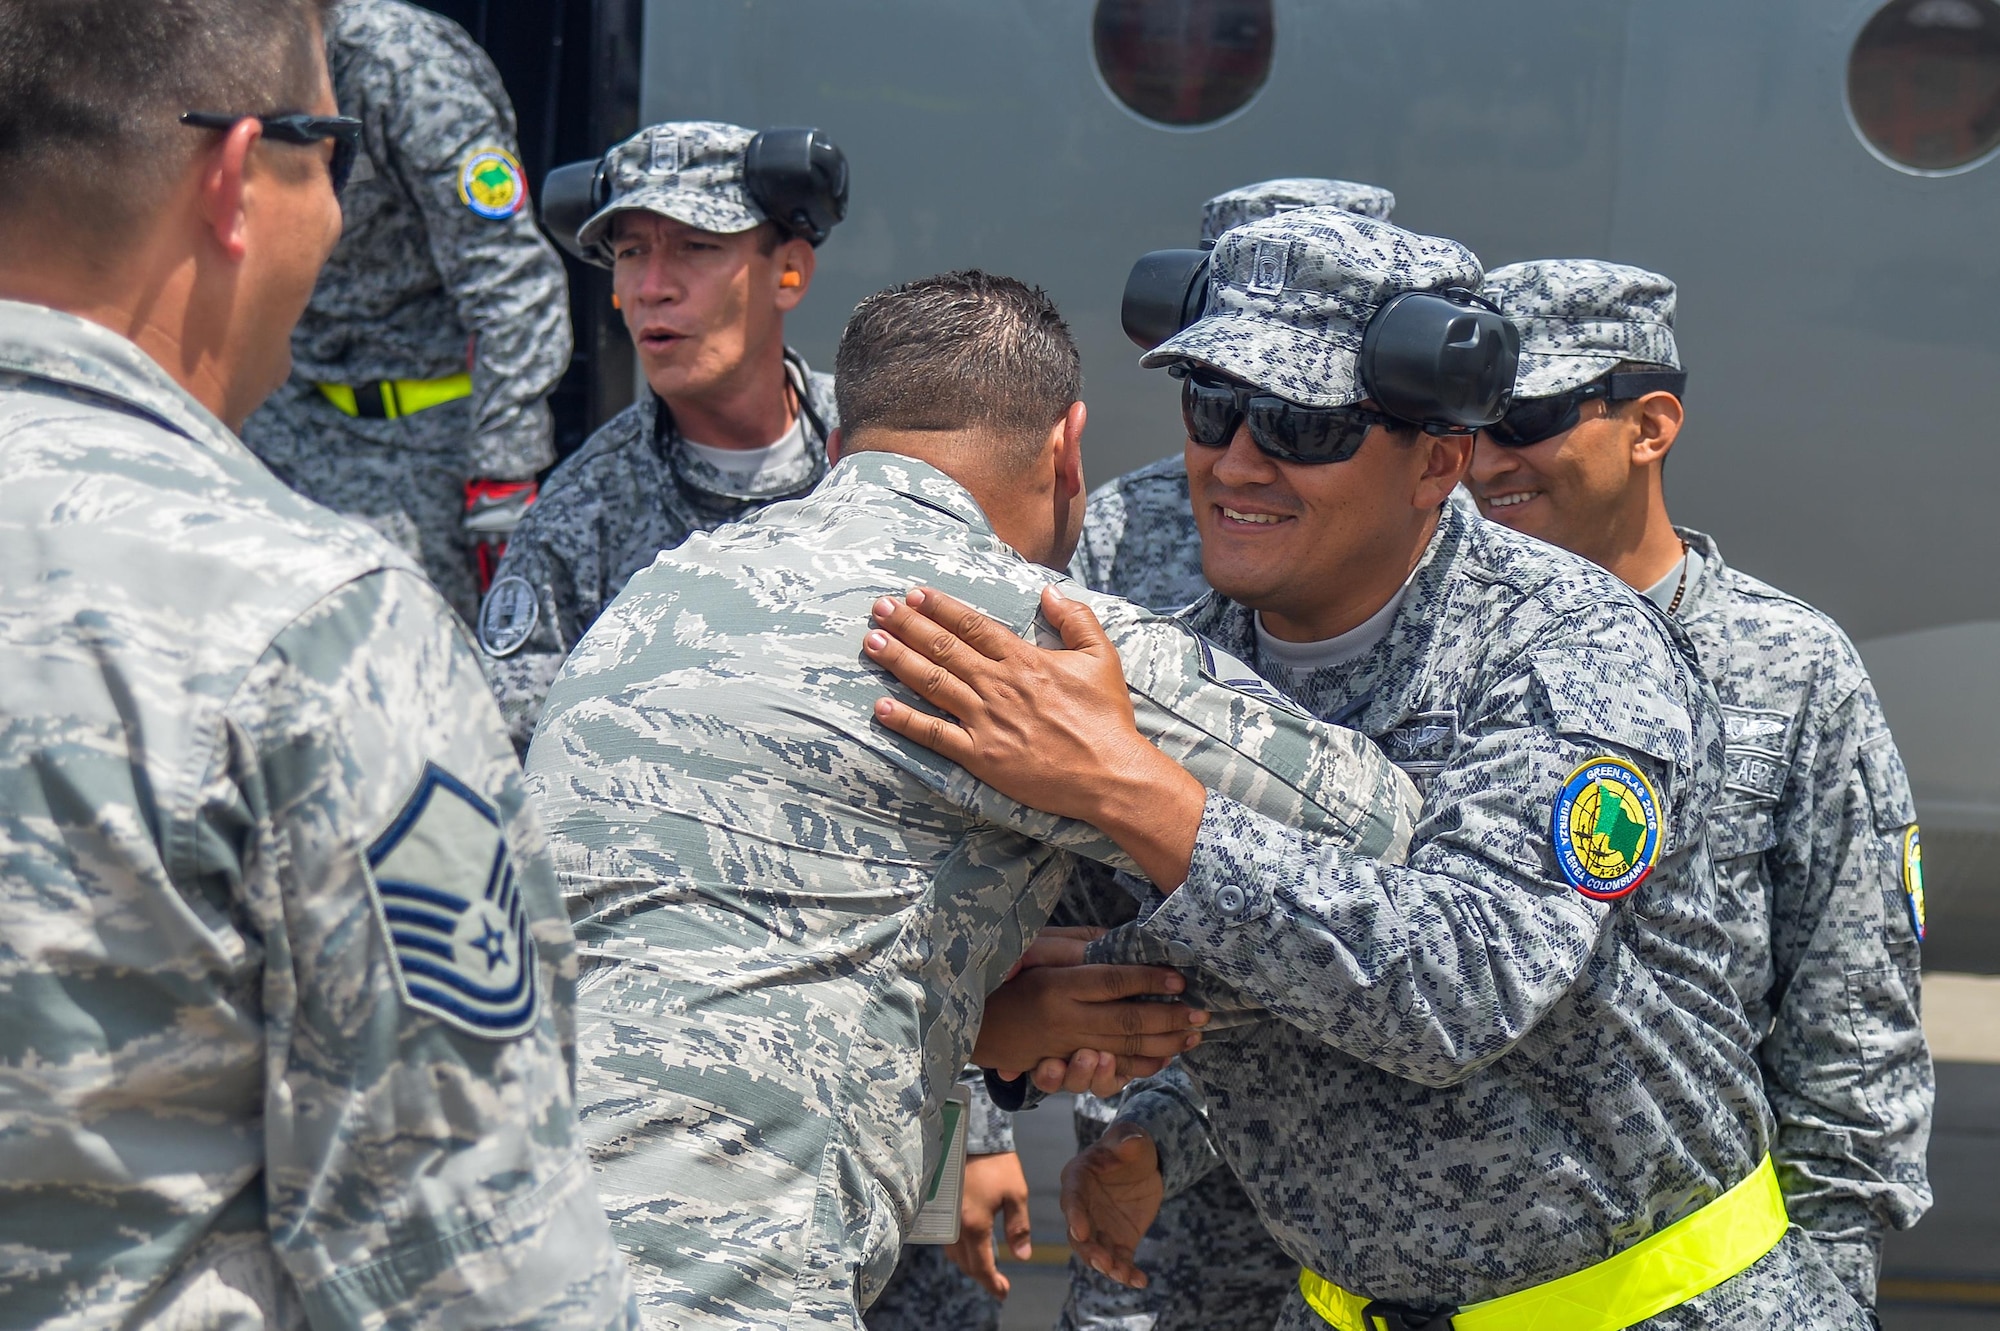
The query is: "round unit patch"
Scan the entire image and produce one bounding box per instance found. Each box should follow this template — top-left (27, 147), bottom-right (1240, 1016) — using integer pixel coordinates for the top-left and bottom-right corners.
top-left (1551, 756), bottom-right (1663, 900)
top-left (459, 146), bottom-right (527, 219)
top-left (478, 575), bottom-right (539, 657)
top-left (1903, 825), bottom-right (1926, 941)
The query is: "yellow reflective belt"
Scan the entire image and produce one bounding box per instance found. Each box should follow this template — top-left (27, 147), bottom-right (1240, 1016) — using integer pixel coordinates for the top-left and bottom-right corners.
top-left (1301, 1156), bottom-right (1788, 1331)
top-left (317, 372), bottom-right (472, 420)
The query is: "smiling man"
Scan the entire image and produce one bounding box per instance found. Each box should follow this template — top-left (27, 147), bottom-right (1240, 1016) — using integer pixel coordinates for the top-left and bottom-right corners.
top-left (864, 211), bottom-right (1869, 1329)
top-left (475, 120), bottom-right (839, 754)
top-left (1471, 259), bottom-right (1932, 1313)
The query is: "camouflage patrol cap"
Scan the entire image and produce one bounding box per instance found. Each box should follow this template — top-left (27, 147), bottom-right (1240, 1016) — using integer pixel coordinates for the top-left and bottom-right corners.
top-left (577, 121), bottom-right (764, 258)
top-left (1141, 208), bottom-right (1484, 409)
top-left (1200, 178), bottom-right (1396, 244)
top-left (1483, 260), bottom-right (1680, 398)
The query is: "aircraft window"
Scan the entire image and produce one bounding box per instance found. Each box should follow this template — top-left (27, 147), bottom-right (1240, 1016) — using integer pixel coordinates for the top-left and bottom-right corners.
top-left (1092, 0), bottom-right (1274, 128)
top-left (1849, 0), bottom-right (2000, 171)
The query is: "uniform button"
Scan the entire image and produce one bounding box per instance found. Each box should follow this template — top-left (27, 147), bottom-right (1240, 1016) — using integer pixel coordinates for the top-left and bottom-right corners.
top-left (1167, 942), bottom-right (1196, 965)
top-left (1215, 883), bottom-right (1247, 915)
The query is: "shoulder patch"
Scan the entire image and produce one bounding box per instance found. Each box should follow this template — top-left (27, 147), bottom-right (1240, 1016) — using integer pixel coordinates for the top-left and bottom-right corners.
top-left (478, 575), bottom-right (539, 657)
top-left (458, 146), bottom-right (527, 220)
top-left (366, 763), bottom-right (539, 1040)
top-left (1551, 756), bottom-right (1663, 901)
top-left (1903, 825), bottom-right (1926, 941)
top-left (1195, 635), bottom-right (1313, 719)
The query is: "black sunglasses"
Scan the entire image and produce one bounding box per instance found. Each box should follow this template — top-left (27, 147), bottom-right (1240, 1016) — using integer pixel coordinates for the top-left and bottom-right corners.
top-left (181, 111), bottom-right (363, 196)
top-left (1177, 368), bottom-right (1405, 466)
top-left (1484, 370), bottom-right (1688, 448)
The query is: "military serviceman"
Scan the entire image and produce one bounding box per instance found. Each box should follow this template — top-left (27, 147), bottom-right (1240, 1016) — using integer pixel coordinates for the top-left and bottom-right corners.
top-left (241, 0), bottom-right (572, 623)
top-left (0, 1), bottom-right (630, 1326)
top-left (1063, 175), bottom-right (1399, 1331)
top-left (523, 269), bottom-right (1421, 1329)
top-left (476, 121), bottom-right (840, 753)
top-left (1470, 259), bottom-right (1932, 1311)
top-left (867, 211), bottom-right (1870, 1327)
top-left (1069, 177), bottom-right (1394, 613)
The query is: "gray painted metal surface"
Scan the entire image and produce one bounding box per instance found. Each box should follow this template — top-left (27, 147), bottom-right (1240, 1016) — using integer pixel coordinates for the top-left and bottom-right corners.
top-left (634, 0), bottom-right (1999, 948)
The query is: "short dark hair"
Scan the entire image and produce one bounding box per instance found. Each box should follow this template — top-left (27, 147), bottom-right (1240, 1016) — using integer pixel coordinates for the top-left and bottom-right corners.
top-left (0, 0), bottom-right (333, 245)
top-left (835, 270), bottom-right (1082, 460)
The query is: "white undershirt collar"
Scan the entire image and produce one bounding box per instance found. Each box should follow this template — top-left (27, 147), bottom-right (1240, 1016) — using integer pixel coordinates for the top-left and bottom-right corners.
top-left (681, 412), bottom-right (807, 483)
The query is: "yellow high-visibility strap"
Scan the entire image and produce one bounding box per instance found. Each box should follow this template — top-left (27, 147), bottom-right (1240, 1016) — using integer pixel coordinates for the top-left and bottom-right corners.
top-left (317, 382), bottom-right (360, 416)
top-left (392, 372), bottom-right (472, 414)
top-left (1301, 1155), bottom-right (1788, 1331)
top-left (317, 372), bottom-right (471, 419)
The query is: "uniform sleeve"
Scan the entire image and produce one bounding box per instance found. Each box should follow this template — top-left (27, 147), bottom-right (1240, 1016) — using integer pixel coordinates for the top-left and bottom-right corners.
top-left (1110, 1064), bottom-right (1223, 1199)
top-left (961, 1070), bottom-right (1015, 1156)
top-left (1761, 676), bottom-right (1932, 1305)
top-left (1110, 639), bottom-right (1708, 1089)
top-left (376, 31), bottom-right (570, 480)
top-left (478, 495), bottom-right (601, 755)
top-left (214, 568), bottom-right (632, 1330)
top-left (931, 607), bottom-right (1421, 875)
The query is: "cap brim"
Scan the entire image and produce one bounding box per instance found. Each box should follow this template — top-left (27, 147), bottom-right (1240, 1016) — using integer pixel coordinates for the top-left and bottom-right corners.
top-left (575, 190), bottom-right (765, 256)
top-left (1139, 313), bottom-right (1365, 408)
top-left (1512, 350), bottom-right (1623, 399)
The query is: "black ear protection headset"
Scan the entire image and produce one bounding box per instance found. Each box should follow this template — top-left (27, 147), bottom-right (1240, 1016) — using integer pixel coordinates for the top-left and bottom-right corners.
top-left (539, 127), bottom-right (849, 266)
top-left (1121, 249), bottom-right (1521, 433)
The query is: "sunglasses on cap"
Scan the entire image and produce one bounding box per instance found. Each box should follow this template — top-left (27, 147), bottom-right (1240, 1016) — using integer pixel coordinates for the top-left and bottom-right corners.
top-left (1483, 369), bottom-right (1688, 448)
top-left (1177, 367), bottom-right (1411, 466)
top-left (181, 111), bottom-right (364, 197)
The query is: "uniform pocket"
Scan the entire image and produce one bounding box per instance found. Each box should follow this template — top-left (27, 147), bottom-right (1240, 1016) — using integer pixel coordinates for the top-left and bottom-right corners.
top-left (1857, 735), bottom-right (1917, 834)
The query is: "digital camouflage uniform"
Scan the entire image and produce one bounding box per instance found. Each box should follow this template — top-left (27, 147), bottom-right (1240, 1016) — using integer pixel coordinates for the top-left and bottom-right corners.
top-left (476, 361), bottom-right (835, 753)
top-left (0, 301), bottom-right (631, 1331)
top-left (1070, 179), bottom-right (1397, 617)
top-left (1089, 211), bottom-right (1867, 1331)
top-left (1063, 180), bottom-right (1398, 1331)
top-left (1483, 259), bottom-right (1933, 1307)
top-left (522, 450), bottom-right (1421, 1330)
top-left (242, 0), bottom-right (572, 624)
top-left (476, 121), bottom-right (836, 755)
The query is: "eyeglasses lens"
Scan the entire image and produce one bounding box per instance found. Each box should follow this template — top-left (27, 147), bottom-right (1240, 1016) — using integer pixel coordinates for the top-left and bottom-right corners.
top-left (329, 136), bottom-right (356, 196)
top-left (1489, 395), bottom-right (1580, 448)
top-left (1181, 377), bottom-right (1243, 447)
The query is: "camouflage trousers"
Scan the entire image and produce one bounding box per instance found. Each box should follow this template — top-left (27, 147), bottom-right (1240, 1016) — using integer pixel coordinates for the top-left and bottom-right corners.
top-left (865, 1245), bottom-right (998, 1331)
top-left (242, 378), bottom-right (481, 623)
top-left (1265, 1227), bottom-right (1868, 1331)
top-left (1061, 1098), bottom-right (1296, 1331)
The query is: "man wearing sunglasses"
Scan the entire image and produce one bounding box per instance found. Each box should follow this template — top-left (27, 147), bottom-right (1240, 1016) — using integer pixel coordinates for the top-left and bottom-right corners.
top-left (240, 0), bottom-right (573, 624)
top-left (0, 1), bottom-right (633, 1327)
top-left (1070, 177), bottom-right (1396, 616)
top-left (864, 209), bottom-right (1869, 1327)
top-left (1471, 259), bottom-right (1933, 1315)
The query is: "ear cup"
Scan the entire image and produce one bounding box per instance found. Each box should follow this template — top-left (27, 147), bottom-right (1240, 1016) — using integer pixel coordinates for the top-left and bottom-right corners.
top-left (1359, 291), bottom-right (1519, 430)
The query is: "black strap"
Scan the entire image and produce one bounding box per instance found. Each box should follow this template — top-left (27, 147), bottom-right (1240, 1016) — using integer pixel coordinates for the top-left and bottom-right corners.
top-left (353, 381), bottom-right (389, 419)
top-left (1606, 370), bottom-right (1687, 401)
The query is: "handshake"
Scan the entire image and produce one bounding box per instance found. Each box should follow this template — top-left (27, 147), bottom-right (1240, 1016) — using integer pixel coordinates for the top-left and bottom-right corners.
top-left (972, 925), bottom-right (1207, 1097)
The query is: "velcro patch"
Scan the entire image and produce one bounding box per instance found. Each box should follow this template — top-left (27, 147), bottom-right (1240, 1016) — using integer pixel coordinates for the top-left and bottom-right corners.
top-left (458, 146), bottom-right (527, 220)
top-left (367, 763), bottom-right (539, 1039)
top-left (1552, 756), bottom-right (1663, 901)
top-left (478, 575), bottom-right (540, 658)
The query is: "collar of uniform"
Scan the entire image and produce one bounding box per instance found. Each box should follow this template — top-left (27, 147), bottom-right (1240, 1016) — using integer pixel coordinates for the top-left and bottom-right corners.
top-left (660, 348), bottom-right (831, 504)
top-left (823, 450), bottom-right (994, 533)
top-left (1179, 496), bottom-right (1470, 733)
top-left (0, 299), bottom-right (245, 457)
top-left (1668, 525), bottom-right (1727, 624)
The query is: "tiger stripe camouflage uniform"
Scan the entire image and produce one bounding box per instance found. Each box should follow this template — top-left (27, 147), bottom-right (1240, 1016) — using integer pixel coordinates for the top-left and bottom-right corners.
top-left (1088, 209), bottom-right (1867, 1330)
top-left (475, 356), bottom-right (835, 753)
top-left (522, 450), bottom-right (1421, 1330)
top-left (242, 0), bottom-right (571, 624)
top-left (475, 121), bottom-right (837, 755)
top-left (0, 300), bottom-right (632, 1331)
top-left (1062, 179), bottom-right (1397, 1331)
top-left (1483, 258), bottom-right (1932, 1308)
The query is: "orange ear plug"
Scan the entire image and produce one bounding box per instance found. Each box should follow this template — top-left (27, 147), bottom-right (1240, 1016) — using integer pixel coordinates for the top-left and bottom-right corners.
top-left (611, 292), bottom-right (621, 310)
top-left (780, 271), bottom-right (802, 289)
